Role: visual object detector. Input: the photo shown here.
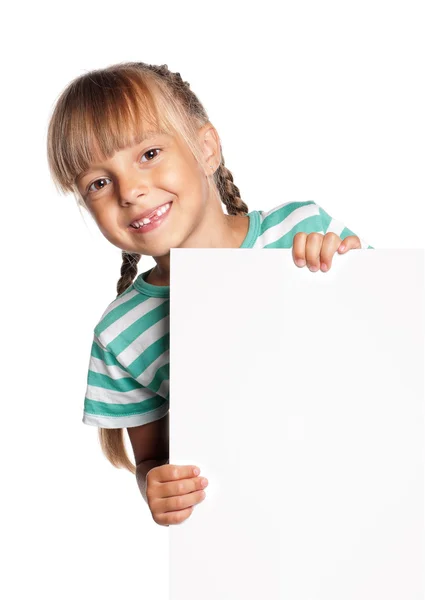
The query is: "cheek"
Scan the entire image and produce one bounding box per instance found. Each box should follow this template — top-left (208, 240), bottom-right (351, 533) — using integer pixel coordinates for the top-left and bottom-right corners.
top-left (176, 167), bottom-right (208, 207)
top-left (157, 153), bottom-right (205, 194)
top-left (93, 208), bottom-right (118, 238)
top-left (156, 160), bottom-right (190, 190)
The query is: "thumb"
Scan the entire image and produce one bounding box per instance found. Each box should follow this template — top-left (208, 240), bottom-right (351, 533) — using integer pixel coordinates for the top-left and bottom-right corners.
top-left (338, 235), bottom-right (361, 253)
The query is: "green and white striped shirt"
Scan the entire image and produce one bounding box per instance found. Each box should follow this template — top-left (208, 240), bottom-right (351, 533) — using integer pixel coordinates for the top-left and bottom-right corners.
top-left (83, 200), bottom-right (374, 428)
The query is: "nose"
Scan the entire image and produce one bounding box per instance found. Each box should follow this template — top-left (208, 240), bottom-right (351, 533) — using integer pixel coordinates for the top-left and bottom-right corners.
top-left (117, 171), bottom-right (149, 206)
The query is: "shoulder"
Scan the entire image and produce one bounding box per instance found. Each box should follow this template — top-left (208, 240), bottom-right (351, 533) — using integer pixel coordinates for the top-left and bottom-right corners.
top-left (93, 284), bottom-right (169, 355)
top-left (259, 200), bottom-right (320, 222)
top-left (254, 201), bottom-right (323, 248)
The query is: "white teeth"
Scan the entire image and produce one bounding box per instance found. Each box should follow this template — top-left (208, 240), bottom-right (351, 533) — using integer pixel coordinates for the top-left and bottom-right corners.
top-left (130, 203), bottom-right (171, 229)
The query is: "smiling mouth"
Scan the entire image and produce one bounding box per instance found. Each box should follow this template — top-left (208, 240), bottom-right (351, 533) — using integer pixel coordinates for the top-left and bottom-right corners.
top-left (129, 202), bottom-right (172, 229)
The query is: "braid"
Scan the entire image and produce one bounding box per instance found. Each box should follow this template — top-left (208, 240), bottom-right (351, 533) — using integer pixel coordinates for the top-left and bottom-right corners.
top-left (146, 64), bottom-right (190, 89)
top-left (214, 154), bottom-right (249, 216)
top-left (116, 251), bottom-right (141, 297)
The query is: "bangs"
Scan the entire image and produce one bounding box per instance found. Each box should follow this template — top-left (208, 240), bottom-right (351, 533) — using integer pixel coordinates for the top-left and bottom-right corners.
top-left (48, 69), bottom-right (173, 195)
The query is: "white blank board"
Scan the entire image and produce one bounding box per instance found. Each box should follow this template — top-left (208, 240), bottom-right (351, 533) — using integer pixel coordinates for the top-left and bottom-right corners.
top-left (169, 248), bottom-right (424, 600)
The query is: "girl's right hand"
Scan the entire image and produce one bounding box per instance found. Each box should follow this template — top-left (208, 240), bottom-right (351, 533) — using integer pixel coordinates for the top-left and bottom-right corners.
top-left (146, 464), bottom-right (209, 526)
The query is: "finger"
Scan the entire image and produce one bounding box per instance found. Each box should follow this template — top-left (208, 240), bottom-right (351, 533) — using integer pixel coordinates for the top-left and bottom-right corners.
top-left (338, 235), bottom-right (361, 253)
top-left (319, 232), bottom-right (341, 272)
top-left (154, 506), bottom-right (194, 527)
top-left (292, 232), bottom-right (308, 267)
top-left (305, 233), bottom-right (323, 271)
top-left (160, 475), bottom-right (209, 500)
top-left (161, 488), bottom-right (207, 514)
top-left (150, 464), bottom-right (201, 484)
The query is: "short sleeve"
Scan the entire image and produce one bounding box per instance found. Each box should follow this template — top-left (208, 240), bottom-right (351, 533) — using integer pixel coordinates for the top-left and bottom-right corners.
top-left (317, 203), bottom-right (374, 249)
top-left (83, 334), bottom-right (169, 429)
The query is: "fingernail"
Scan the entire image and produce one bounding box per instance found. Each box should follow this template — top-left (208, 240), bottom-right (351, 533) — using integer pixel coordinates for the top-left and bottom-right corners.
top-left (193, 468), bottom-right (200, 476)
top-left (339, 244), bottom-right (345, 252)
top-left (296, 258), bottom-right (305, 267)
top-left (321, 263), bottom-right (327, 271)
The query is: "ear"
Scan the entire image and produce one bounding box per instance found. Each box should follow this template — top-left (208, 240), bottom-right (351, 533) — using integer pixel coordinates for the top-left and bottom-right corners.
top-left (198, 122), bottom-right (221, 175)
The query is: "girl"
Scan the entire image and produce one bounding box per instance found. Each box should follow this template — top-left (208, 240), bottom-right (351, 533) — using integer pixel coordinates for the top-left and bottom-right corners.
top-left (47, 61), bottom-right (373, 527)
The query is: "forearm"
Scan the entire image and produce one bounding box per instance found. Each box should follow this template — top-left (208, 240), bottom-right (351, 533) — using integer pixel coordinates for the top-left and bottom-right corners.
top-left (136, 457), bottom-right (169, 504)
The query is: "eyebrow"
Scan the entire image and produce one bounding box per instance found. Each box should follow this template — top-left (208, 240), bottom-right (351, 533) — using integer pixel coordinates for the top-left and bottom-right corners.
top-left (132, 129), bottom-right (169, 144)
top-left (75, 130), bottom-right (169, 184)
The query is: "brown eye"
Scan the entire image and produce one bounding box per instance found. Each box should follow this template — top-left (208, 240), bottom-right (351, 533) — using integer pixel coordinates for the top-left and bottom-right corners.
top-left (141, 148), bottom-right (161, 162)
top-left (88, 178), bottom-right (111, 194)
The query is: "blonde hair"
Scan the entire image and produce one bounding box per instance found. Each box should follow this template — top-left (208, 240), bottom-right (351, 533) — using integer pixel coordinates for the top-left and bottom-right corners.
top-left (47, 61), bottom-right (249, 473)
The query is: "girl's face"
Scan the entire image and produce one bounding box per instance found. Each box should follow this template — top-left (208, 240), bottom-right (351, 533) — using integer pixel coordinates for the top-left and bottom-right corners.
top-left (76, 125), bottom-right (216, 258)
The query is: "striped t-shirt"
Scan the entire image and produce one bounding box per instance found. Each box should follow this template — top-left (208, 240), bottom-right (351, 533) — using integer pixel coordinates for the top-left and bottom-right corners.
top-left (83, 200), bottom-right (374, 429)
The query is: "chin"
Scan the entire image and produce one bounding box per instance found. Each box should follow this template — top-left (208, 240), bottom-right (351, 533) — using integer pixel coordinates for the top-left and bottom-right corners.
top-left (137, 242), bottom-right (172, 258)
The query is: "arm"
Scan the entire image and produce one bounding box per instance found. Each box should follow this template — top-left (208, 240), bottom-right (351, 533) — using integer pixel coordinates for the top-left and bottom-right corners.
top-left (127, 413), bottom-right (169, 504)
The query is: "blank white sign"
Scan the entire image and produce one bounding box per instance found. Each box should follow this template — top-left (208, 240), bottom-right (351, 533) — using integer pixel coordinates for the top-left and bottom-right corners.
top-left (169, 249), bottom-right (424, 600)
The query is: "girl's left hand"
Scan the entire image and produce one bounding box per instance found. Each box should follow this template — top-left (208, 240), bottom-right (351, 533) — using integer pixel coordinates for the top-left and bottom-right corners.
top-left (292, 232), bottom-right (361, 272)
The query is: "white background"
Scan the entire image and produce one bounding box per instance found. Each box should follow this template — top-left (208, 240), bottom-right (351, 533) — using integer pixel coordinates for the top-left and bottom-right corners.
top-left (1, 1), bottom-right (424, 598)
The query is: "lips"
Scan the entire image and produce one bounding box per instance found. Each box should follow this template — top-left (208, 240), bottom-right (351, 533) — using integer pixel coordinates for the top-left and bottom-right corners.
top-left (128, 201), bottom-right (173, 227)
